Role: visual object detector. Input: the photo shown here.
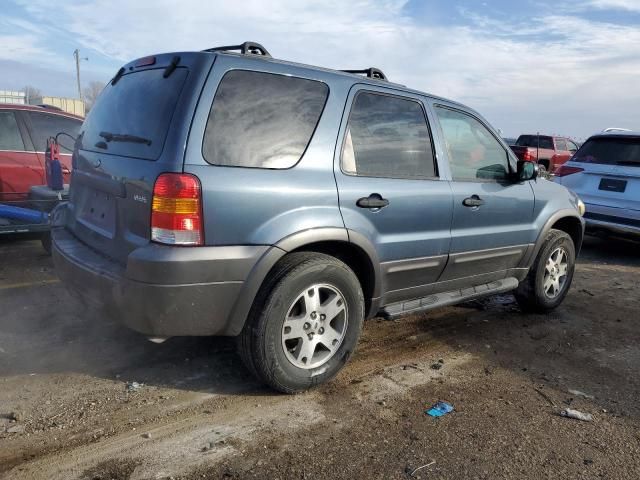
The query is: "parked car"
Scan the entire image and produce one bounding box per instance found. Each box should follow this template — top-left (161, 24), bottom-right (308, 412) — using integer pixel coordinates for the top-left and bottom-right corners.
top-left (555, 130), bottom-right (639, 237)
top-left (502, 137), bottom-right (517, 146)
top-left (51, 42), bottom-right (585, 393)
top-left (0, 104), bottom-right (82, 201)
top-left (510, 134), bottom-right (579, 172)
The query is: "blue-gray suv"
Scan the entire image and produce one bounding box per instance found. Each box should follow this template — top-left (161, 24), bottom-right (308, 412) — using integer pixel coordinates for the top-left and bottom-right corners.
top-left (52, 42), bottom-right (585, 392)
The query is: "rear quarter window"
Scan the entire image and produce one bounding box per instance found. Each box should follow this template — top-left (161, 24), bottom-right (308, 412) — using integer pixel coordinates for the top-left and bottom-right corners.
top-left (202, 70), bottom-right (329, 169)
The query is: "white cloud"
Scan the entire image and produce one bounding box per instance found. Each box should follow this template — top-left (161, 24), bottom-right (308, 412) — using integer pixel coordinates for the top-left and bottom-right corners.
top-left (0, 32), bottom-right (48, 61)
top-left (584, 0), bottom-right (640, 12)
top-left (6, 0), bottom-right (640, 138)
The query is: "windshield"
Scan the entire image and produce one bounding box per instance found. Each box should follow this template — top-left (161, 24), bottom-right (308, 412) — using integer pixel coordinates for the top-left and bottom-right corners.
top-left (516, 135), bottom-right (554, 149)
top-left (573, 137), bottom-right (640, 166)
top-left (79, 67), bottom-right (188, 160)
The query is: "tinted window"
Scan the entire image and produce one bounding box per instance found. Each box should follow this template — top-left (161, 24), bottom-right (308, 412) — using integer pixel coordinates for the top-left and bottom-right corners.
top-left (0, 111), bottom-right (25, 151)
top-left (555, 138), bottom-right (567, 151)
top-left (435, 106), bottom-right (509, 181)
top-left (516, 135), bottom-right (554, 150)
top-left (342, 92), bottom-right (435, 178)
top-left (80, 68), bottom-right (188, 160)
top-left (573, 137), bottom-right (640, 167)
top-left (203, 70), bottom-right (328, 169)
top-left (27, 112), bottom-right (81, 152)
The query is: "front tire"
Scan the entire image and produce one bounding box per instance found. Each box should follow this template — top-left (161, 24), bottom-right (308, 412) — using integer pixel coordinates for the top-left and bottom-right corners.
top-left (238, 252), bottom-right (364, 393)
top-left (515, 229), bottom-right (576, 313)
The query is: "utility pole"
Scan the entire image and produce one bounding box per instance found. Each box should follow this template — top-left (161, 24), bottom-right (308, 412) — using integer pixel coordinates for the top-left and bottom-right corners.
top-left (73, 49), bottom-right (88, 101)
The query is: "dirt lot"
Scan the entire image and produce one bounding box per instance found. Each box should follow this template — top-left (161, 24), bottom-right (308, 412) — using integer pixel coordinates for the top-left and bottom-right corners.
top-left (1, 234), bottom-right (639, 479)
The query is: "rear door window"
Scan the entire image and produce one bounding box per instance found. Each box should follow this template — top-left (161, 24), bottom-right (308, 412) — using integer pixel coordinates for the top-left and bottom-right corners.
top-left (0, 111), bottom-right (26, 151)
top-left (573, 137), bottom-right (640, 167)
top-left (341, 92), bottom-right (436, 179)
top-left (79, 68), bottom-right (188, 160)
top-left (203, 70), bottom-right (328, 169)
top-left (27, 112), bottom-right (81, 152)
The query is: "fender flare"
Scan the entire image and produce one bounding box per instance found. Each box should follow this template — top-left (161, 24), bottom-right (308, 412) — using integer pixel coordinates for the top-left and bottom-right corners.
top-left (520, 209), bottom-right (585, 268)
top-left (223, 227), bottom-right (382, 335)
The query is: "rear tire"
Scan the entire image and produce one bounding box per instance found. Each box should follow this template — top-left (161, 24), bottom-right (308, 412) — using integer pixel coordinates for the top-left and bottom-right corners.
top-left (238, 252), bottom-right (364, 393)
top-left (515, 229), bottom-right (575, 313)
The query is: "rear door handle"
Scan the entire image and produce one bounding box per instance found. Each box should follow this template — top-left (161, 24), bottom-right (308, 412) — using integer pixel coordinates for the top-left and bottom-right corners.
top-left (463, 195), bottom-right (484, 207)
top-left (356, 193), bottom-right (389, 209)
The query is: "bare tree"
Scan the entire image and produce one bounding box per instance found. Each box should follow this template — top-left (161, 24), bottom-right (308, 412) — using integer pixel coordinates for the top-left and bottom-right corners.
top-left (23, 85), bottom-right (42, 104)
top-left (82, 81), bottom-right (105, 113)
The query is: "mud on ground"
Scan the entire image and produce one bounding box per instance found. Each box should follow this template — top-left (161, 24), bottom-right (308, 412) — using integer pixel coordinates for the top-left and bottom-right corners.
top-left (1, 235), bottom-right (639, 479)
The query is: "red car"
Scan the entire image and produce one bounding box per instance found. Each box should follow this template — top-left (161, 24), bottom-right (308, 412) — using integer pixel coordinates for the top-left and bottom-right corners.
top-left (510, 134), bottom-right (579, 173)
top-left (0, 104), bottom-right (82, 201)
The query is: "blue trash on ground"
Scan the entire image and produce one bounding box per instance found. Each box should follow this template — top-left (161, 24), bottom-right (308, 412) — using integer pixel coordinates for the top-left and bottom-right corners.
top-left (426, 401), bottom-right (454, 417)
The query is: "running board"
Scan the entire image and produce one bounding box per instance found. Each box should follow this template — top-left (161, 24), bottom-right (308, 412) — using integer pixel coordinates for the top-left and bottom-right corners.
top-left (381, 277), bottom-right (519, 319)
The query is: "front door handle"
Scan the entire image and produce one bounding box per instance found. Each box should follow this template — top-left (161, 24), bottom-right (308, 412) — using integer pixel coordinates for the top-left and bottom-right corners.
top-left (356, 193), bottom-right (389, 209)
top-left (463, 195), bottom-right (484, 207)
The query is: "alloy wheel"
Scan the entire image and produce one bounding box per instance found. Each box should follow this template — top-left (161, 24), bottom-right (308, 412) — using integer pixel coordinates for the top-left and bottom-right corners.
top-left (543, 247), bottom-right (569, 299)
top-left (281, 284), bottom-right (348, 369)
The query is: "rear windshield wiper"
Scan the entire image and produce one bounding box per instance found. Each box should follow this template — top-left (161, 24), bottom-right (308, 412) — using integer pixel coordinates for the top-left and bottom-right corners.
top-left (99, 131), bottom-right (152, 146)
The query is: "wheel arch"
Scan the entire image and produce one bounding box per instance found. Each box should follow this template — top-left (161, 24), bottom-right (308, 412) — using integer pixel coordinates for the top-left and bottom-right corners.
top-left (280, 228), bottom-right (382, 318)
top-left (552, 216), bottom-right (584, 253)
top-left (224, 228), bottom-right (382, 336)
top-left (523, 210), bottom-right (585, 269)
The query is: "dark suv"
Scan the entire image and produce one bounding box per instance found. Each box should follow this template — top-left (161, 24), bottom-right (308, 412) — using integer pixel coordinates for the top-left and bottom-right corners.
top-left (52, 42), bottom-right (585, 392)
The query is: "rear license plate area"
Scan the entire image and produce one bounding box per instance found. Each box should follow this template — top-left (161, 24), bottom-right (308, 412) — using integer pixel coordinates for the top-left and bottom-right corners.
top-left (598, 178), bottom-right (627, 193)
top-left (77, 190), bottom-right (116, 239)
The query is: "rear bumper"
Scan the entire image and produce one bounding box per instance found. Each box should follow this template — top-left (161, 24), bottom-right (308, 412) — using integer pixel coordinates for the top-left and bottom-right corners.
top-left (52, 227), bottom-right (270, 336)
top-left (584, 217), bottom-right (640, 236)
top-left (584, 204), bottom-right (640, 237)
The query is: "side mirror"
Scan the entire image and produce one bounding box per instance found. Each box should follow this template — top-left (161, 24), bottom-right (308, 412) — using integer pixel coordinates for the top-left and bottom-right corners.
top-left (516, 160), bottom-right (538, 181)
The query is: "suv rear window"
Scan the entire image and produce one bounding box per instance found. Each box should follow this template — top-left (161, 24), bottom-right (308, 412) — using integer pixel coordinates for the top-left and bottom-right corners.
top-left (79, 68), bottom-right (188, 160)
top-left (573, 137), bottom-right (640, 167)
top-left (203, 70), bottom-right (328, 169)
top-left (516, 135), bottom-right (553, 149)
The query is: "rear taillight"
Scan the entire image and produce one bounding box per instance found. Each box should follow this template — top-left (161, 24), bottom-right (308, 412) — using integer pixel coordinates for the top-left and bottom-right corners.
top-left (554, 165), bottom-right (584, 177)
top-left (523, 151), bottom-right (534, 161)
top-left (151, 173), bottom-right (203, 246)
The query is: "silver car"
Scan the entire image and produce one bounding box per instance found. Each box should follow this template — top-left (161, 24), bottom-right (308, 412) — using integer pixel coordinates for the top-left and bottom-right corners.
top-left (555, 130), bottom-right (640, 237)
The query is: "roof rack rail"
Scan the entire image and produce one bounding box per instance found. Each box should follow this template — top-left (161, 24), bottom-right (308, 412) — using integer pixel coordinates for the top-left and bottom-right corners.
top-left (202, 41), bottom-right (271, 57)
top-left (602, 127), bottom-right (632, 133)
top-left (340, 68), bottom-right (387, 81)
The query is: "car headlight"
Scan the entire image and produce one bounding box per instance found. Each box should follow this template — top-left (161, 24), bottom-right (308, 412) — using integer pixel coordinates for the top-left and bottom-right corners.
top-left (577, 198), bottom-right (586, 217)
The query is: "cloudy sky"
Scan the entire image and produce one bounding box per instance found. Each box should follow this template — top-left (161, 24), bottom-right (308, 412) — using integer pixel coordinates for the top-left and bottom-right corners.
top-left (2, 0), bottom-right (639, 139)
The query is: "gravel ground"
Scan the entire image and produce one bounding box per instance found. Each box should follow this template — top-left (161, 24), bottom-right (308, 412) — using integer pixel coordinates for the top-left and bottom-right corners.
top-left (0, 234), bottom-right (639, 479)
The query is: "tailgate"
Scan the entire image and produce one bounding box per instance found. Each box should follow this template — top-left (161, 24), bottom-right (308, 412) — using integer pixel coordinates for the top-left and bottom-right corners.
top-left (65, 53), bottom-right (213, 264)
top-left (560, 135), bottom-right (640, 212)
